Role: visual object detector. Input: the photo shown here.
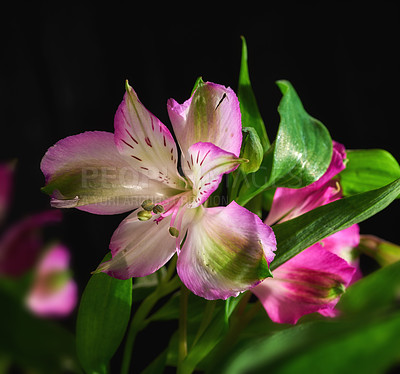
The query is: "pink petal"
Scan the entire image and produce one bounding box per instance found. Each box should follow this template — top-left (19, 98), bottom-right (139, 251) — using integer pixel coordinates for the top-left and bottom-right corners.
top-left (183, 142), bottom-right (242, 208)
top-left (0, 162), bottom-right (14, 224)
top-left (25, 244), bottom-right (78, 318)
top-left (41, 131), bottom-right (176, 214)
top-left (321, 224), bottom-right (361, 283)
top-left (322, 224), bottom-right (360, 259)
top-left (26, 279), bottom-right (77, 318)
top-left (114, 83), bottom-right (185, 189)
top-left (167, 81), bottom-right (242, 157)
top-left (0, 210), bottom-right (62, 277)
top-left (266, 140), bottom-right (346, 225)
top-left (177, 202), bottom-right (276, 300)
top-left (252, 244), bottom-right (356, 324)
top-left (98, 209), bottom-right (177, 279)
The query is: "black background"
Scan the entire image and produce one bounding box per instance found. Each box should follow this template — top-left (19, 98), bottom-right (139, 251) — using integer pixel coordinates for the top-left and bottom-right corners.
top-left (1, 3), bottom-right (400, 372)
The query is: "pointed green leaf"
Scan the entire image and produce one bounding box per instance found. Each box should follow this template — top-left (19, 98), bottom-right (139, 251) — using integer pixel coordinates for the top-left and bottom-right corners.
top-left (217, 261), bottom-right (400, 374)
top-left (236, 80), bottom-right (332, 206)
top-left (216, 311), bottom-right (400, 374)
top-left (76, 255), bottom-right (132, 374)
top-left (238, 36), bottom-right (270, 152)
top-left (191, 76), bottom-right (205, 96)
top-left (225, 293), bottom-right (245, 324)
top-left (339, 149), bottom-right (400, 197)
top-left (271, 178), bottom-right (400, 270)
top-left (338, 259), bottom-right (400, 315)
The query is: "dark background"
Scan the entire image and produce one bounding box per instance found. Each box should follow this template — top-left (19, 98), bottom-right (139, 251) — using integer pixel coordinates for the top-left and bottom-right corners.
top-left (1, 3), bottom-right (400, 372)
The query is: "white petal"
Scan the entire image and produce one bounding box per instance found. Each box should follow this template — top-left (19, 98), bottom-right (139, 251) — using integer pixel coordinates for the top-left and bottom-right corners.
top-left (114, 82), bottom-right (186, 189)
top-left (98, 210), bottom-right (177, 279)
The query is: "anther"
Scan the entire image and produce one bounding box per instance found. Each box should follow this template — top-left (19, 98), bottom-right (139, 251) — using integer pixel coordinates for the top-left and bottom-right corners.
top-left (141, 199), bottom-right (155, 211)
top-left (169, 227), bottom-right (179, 238)
top-left (152, 205), bottom-right (165, 214)
top-left (137, 210), bottom-right (152, 221)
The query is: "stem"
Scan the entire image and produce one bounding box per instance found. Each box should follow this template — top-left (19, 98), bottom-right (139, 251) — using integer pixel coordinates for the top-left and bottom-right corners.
top-left (177, 284), bottom-right (189, 374)
top-left (214, 297), bottom-right (261, 361)
top-left (120, 274), bottom-right (181, 374)
top-left (190, 300), bottom-right (216, 349)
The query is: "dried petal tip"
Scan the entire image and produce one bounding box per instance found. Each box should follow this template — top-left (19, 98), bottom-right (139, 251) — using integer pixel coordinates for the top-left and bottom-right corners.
top-left (141, 199), bottom-right (155, 211)
top-left (152, 205), bottom-right (164, 214)
top-left (169, 227), bottom-right (179, 238)
top-left (137, 210), bottom-right (153, 221)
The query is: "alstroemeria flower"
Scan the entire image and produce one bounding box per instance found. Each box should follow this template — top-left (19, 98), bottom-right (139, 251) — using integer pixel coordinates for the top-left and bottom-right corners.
top-left (41, 81), bottom-right (276, 300)
top-left (26, 244), bottom-right (78, 317)
top-left (0, 210), bottom-right (63, 277)
top-left (252, 141), bottom-right (361, 324)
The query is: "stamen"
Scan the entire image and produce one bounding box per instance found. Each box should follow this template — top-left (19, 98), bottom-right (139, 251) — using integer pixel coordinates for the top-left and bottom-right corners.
top-left (137, 210), bottom-right (152, 221)
top-left (169, 227), bottom-right (180, 238)
top-left (152, 204), bottom-right (165, 214)
top-left (141, 199), bottom-right (155, 211)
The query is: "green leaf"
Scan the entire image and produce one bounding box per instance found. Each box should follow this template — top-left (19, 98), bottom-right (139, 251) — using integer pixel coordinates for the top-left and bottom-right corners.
top-left (239, 127), bottom-right (263, 174)
top-left (216, 261), bottom-right (400, 374)
top-left (76, 255), bottom-right (132, 374)
top-left (271, 178), bottom-right (400, 270)
top-left (225, 293), bottom-right (245, 325)
top-left (338, 260), bottom-right (400, 315)
top-left (216, 312), bottom-right (400, 374)
top-left (140, 349), bottom-right (168, 374)
top-left (0, 286), bottom-right (81, 374)
top-left (191, 76), bottom-right (205, 96)
top-left (236, 80), bottom-right (332, 206)
top-left (238, 36), bottom-right (270, 152)
top-left (340, 149), bottom-right (400, 197)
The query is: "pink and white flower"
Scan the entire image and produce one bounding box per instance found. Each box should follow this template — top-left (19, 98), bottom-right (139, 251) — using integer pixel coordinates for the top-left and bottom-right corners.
top-left (252, 141), bottom-right (360, 324)
top-left (41, 81), bottom-right (277, 300)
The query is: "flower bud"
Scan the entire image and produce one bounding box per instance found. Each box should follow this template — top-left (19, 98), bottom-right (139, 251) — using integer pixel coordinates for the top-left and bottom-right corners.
top-left (358, 235), bottom-right (400, 267)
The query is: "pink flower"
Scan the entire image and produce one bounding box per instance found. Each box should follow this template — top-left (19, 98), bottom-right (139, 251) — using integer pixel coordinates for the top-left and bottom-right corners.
top-left (0, 162), bottom-right (77, 318)
top-left (0, 162), bottom-right (14, 225)
top-left (252, 141), bottom-right (360, 324)
top-left (0, 210), bottom-right (62, 277)
top-left (41, 81), bottom-right (276, 300)
top-left (26, 244), bottom-right (78, 318)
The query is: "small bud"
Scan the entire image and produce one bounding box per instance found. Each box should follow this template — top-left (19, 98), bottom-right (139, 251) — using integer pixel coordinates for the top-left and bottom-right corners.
top-left (141, 199), bottom-right (155, 211)
top-left (152, 205), bottom-right (164, 214)
top-left (239, 127), bottom-right (263, 174)
top-left (137, 210), bottom-right (152, 221)
top-left (169, 227), bottom-right (179, 238)
top-left (358, 235), bottom-right (400, 267)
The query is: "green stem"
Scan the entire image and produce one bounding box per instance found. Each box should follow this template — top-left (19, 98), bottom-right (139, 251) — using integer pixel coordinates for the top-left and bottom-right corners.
top-left (190, 300), bottom-right (216, 349)
top-left (177, 284), bottom-right (189, 374)
top-left (120, 273), bottom-right (181, 374)
top-left (215, 296), bottom-right (261, 361)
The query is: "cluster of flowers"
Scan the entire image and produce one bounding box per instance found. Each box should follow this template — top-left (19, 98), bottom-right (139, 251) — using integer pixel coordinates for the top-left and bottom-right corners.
top-left (0, 163), bottom-right (77, 318)
top-left (41, 80), bottom-right (361, 324)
